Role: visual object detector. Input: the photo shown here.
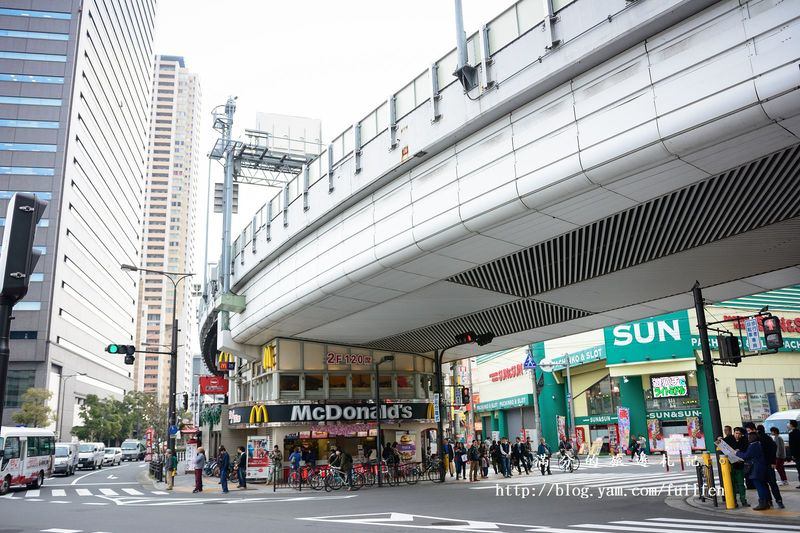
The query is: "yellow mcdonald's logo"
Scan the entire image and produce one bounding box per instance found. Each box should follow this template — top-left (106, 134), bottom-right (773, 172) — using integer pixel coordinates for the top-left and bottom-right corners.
top-left (261, 345), bottom-right (275, 370)
top-left (426, 402), bottom-right (434, 419)
top-left (218, 352), bottom-right (233, 363)
top-left (249, 404), bottom-right (268, 424)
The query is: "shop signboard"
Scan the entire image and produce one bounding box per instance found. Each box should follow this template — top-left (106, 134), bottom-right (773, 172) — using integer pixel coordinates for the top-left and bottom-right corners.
top-left (228, 401), bottom-right (434, 426)
top-left (326, 351), bottom-right (373, 366)
top-left (574, 414), bottom-right (618, 425)
top-left (433, 394), bottom-right (440, 423)
top-left (605, 311), bottom-right (692, 365)
top-left (664, 434), bottom-right (692, 458)
top-left (547, 345), bottom-right (606, 372)
top-left (575, 427), bottom-right (586, 448)
top-left (557, 415), bottom-right (566, 442)
top-left (617, 407), bottom-right (631, 451)
top-left (491, 431), bottom-right (500, 442)
top-left (647, 418), bottom-right (664, 452)
top-left (199, 375), bottom-right (229, 395)
top-left (650, 374), bottom-right (688, 398)
top-left (646, 408), bottom-right (701, 420)
top-left (183, 443), bottom-right (197, 474)
top-left (687, 416), bottom-right (705, 450)
top-left (397, 432), bottom-right (416, 462)
top-left (475, 394), bottom-right (532, 413)
top-left (246, 436), bottom-right (270, 480)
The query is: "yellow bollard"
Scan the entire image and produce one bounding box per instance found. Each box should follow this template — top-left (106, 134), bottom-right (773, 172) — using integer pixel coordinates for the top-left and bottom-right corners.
top-left (719, 457), bottom-right (735, 510)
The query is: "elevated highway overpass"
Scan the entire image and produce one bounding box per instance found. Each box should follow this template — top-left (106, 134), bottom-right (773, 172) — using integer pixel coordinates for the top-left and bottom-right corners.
top-left (199, 0), bottom-right (800, 370)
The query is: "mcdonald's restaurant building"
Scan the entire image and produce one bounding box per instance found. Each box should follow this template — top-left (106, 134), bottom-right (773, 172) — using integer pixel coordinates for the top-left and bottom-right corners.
top-left (472, 303), bottom-right (800, 454)
top-left (217, 338), bottom-right (438, 464)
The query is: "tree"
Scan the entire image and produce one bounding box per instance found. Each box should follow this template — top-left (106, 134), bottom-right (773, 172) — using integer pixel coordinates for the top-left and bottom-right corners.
top-left (71, 391), bottom-right (172, 445)
top-left (12, 387), bottom-right (55, 427)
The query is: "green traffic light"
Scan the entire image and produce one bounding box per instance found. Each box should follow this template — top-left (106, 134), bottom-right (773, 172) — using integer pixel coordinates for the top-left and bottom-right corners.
top-left (107, 344), bottom-right (119, 354)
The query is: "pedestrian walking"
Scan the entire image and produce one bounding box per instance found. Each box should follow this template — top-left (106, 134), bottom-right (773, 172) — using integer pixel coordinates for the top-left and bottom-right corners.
top-left (443, 438), bottom-right (455, 478)
top-left (628, 434), bottom-right (640, 461)
top-left (193, 446), bottom-right (205, 493)
top-left (236, 445), bottom-right (247, 489)
top-left (513, 437), bottom-right (530, 474)
top-left (218, 445), bottom-right (230, 494)
top-left (734, 432), bottom-right (769, 510)
top-left (789, 419), bottom-right (800, 488)
top-left (489, 440), bottom-right (500, 475)
top-left (479, 441), bottom-right (489, 478)
top-left (499, 437), bottom-right (512, 477)
top-left (340, 449), bottom-right (353, 489)
top-left (770, 427), bottom-right (788, 485)
top-left (454, 442), bottom-right (465, 480)
top-left (468, 441), bottom-right (480, 482)
top-left (537, 438), bottom-right (552, 475)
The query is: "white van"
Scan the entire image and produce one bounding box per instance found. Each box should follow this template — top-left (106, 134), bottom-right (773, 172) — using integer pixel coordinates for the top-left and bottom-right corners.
top-left (54, 442), bottom-right (79, 476)
top-left (78, 442), bottom-right (105, 470)
top-left (0, 426), bottom-right (55, 495)
top-left (763, 409), bottom-right (800, 457)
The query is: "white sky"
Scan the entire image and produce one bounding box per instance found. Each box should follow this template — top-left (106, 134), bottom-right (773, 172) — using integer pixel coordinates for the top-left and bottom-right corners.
top-left (153, 0), bottom-right (517, 268)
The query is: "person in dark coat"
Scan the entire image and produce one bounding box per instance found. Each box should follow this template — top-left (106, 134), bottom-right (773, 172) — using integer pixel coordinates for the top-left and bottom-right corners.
top-left (735, 432), bottom-right (769, 510)
top-left (746, 422), bottom-right (783, 508)
top-left (730, 427), bottom-right (749, 507)
top-left (236, 445), bottom-right (247, 489)
top-left (537, 438), bottom-right (552, 475)
top-left (788, 419), bottom-right (800, 489)
top-left (218, 445), bottom-right (230, 494)
top-left (489, 441), bottom-right (500, 475)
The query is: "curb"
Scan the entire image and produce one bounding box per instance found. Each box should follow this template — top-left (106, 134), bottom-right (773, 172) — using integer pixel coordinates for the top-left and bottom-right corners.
top-left (664, 495), bottom-right (800, 524)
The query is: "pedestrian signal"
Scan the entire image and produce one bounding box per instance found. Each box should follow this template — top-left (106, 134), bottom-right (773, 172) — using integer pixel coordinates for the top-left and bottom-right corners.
top-left (762, 316), bottom-right (783, 350)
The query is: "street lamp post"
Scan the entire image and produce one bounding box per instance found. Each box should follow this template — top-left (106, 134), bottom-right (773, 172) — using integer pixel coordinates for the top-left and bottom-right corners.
top-left (374, 355), bottom-right (394, 487)
top-left (122, 264), bottom-right (193, 453)
top-left (56, 372), bottom-right (85, 439)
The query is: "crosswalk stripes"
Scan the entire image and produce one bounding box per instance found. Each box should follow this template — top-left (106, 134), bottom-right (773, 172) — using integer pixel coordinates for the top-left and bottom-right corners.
top-left (531, 517), bottom-right (800, 533)
top-left (0, 487), bottom-right (168, 499)
top-left (51, 489), bottom-right (66, 497)
top-left (473, 469), bottom-right (696, 490)
top-left (75, 489), bottom-right (92, 497)
top-left (98, 488), bottom-right (118, 496)
top-left (26, 489), bottom-right (41, 498)
top-left (121, 488), bottom-right (143, 495)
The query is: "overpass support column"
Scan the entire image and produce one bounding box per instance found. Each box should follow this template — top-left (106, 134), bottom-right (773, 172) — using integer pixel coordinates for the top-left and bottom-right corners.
top-left (618, 376), bottom-right (648, 452)
top-left (532, 342), bottom-right (567, 446)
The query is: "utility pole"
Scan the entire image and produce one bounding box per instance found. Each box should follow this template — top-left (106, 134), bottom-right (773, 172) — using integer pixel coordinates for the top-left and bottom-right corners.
top-left (434, 350), bottom-right (445, 482)
top-left (466, 360), bottom-right (474, 442)
top-left (564, 353), bottom-right (575, 445)
top-left (692, 282), bottom-right (723, 445)
top-left (527, 348), bottom-right (541, 441)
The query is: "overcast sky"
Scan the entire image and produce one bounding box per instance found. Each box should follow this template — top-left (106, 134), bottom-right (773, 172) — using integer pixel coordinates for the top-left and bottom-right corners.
top-left (153, 0), bottom-right (517, 266)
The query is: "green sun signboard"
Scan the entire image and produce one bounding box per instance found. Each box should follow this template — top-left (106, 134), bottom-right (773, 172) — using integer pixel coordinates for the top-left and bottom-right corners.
top-left (604, 310), bottom-right (693, 365)
top-left (650, 374), bottom-right (688, 398)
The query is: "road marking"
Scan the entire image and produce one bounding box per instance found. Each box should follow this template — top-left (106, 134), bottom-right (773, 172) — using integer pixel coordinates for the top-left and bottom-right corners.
top-left (83, 502), bottom-right (108, 505)
top-left (151, 490), bottom-right (168, 495)
top-left (50, 501), bottom-right (71, 504)
top-left (646, 518), bottom-right (800, 530)
top-left (98, 488), bottom-right (118, 496)
top-left (41, 529), bottom-right (82, 533)
top-left (26, 489), bottom-right (40, 498)
top-left (76, 488), bottom-right (92, 496)
top-left (122, 488), bottom-right (144, 495)
top-left (51, 489), bottom-right (66, 497)
top-left (49, 482), bottom-right (139, 486)
top-left (107, 475), bottom-right (118, 479)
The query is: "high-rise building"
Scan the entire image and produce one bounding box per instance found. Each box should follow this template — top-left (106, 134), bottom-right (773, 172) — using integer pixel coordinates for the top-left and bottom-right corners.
top-left (133, 55), bottom-right (201, 405)
top-left (0, 1), bottom-right (156, 438)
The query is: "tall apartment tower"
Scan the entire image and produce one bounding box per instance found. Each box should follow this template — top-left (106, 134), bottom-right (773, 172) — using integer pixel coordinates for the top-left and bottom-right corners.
top-left (0, 1), bottom-right (156, 438)
top-left (133, 55), bottom-right (201, 405)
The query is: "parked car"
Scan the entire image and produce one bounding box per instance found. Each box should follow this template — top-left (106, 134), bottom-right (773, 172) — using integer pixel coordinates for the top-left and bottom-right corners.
top-left (103, 447), bottom-right (122, 466)
top-left (1, 426), bottom-right (55, 494)
top-left (120, 439), bottom-right (145, 461)
top-left (53, 442), bottom-right (79, 476)
top-left (764, 409), bottom-right (800, 458)
top-left (78, 442), bottom-right (104, 470)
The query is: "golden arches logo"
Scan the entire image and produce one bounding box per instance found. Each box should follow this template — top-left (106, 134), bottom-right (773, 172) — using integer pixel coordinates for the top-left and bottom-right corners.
top-left (218, 352), bottom-right (233, 363)
top-left (261, 345), bottom-right (276, 370)
top-left (426, 402), bottom-right (435, 419)
top-left (249, 404), bottom-right (268, 424)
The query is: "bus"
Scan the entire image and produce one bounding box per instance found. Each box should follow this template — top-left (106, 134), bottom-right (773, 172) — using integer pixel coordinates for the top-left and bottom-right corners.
top-left (0, 426), bottom-right (55, 494)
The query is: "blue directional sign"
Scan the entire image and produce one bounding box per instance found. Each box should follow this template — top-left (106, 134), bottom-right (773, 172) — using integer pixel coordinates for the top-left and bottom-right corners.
top-left (169, 425), bottom-right (179, 436)
top-left (523, 352), bottom-right (536, 370)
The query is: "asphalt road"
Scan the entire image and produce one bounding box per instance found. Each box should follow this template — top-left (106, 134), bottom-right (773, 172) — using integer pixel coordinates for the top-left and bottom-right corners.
top-left (2, 461), bottom-right (799, 533)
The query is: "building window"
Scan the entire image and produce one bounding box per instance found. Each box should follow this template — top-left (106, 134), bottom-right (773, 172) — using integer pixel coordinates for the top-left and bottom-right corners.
top-left (4, 370), bottom-right (36, 407)
top-left (305, 374), bottom-right (323, 398)
top-left (397, 374), bottom-right (414, 398)
top-left (0, 143), bottom-right (57, 152)
top-left (10, 331), bottom-right (37, 339)
top-left (0, 51), bottom-right (66, 63)
top-left (0, 190), bottom-right (53, 199)
top-left (0, 96), bottom-right (61, 106)
top-left (352, 374), bottom-right (371, 397)
top-left (586, 376), bottom-right (620, 415)
top-left (0, 119), bottom-right (59, 129)
top-left (329, 374), bottom-right (348, 399)
top-left (0, 29), bottom-right (69, 41)
top-left (736, 379), bottom-right (777, 424)
top-left (279, 374), bottom-right (300, 392)
top-left (13, 301), bottom-right (41, 311)
top-left (785, 379), bottom-right (800, 410)
top-left (0, 7), bottom-right (72, 19)
top-left (0, 73), bottom-right (64, 84)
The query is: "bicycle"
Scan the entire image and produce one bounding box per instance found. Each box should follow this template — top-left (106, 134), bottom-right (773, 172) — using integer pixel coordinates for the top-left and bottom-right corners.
top-left (324, 466), bottom-right (364, 491)
top-left (421, 457), bottom-right (444, 482)
top-left (558, 451), bottom-right (580, 472)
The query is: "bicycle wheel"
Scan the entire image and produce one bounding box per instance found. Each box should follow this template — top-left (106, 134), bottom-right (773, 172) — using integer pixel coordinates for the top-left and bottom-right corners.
top-left (362, 469), bottom-right (375, 487)
top-left (308, 472), bottom-right (325, 491)
top-left (289, 471), bottom-right (302, 490)
top-left (405, 466), bottom-right (420, 485)
top-left (350, 472), bottom-right (365, 491)
top-left (325, 473), bottom-right (343, 492)
top-left (427, 466), bottom-right (443, 483)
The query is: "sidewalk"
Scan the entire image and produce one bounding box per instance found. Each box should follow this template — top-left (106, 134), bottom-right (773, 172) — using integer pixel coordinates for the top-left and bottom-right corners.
top-left (144, 470), bottom-right (295, 494)
top-left (678, 483), bottom-right (800, 523)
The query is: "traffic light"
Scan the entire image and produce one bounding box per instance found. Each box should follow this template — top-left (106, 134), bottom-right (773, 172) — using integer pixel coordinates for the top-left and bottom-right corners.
top-left (461, 387), bottom-right (470, 405)
top-left (182, 393), bottom-right (188, 411)
top-left (106, 344), bottom-right (136, 365)
top-left (455, 331), bottom-right (476, 345)
top-left (475, 332), bottom-right (495, 346)
top-left (717, 334), bottom-right (741, 364)
top-left (0, 193), bottom-right (47, 303)
top-left (762, 316), bottom-right (783, 350)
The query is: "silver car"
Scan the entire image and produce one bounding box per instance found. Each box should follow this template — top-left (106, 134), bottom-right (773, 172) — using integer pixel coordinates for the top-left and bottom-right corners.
top-left (103, 447), bottom-right (122, 466)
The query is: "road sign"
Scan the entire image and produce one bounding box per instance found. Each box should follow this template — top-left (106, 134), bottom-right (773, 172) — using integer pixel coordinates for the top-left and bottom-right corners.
top-left (433, 393), bottom-right (440, 423)
top-left (169, 425), bottom-right (179, 436)
top-left (523, 352), bottom-right (536, 370)
top-left (744, 317), bottom-right (763, 351)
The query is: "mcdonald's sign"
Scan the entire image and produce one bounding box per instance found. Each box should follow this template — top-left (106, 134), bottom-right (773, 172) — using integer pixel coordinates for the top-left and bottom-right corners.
top-left (249, 405), bottom-right (269, 424)
top-left (218, 352), bottom-right (235, 372)
top-left (426, 402), bottom-right (435, 419)
top-left (262, 345), bottom-right (276, 370)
